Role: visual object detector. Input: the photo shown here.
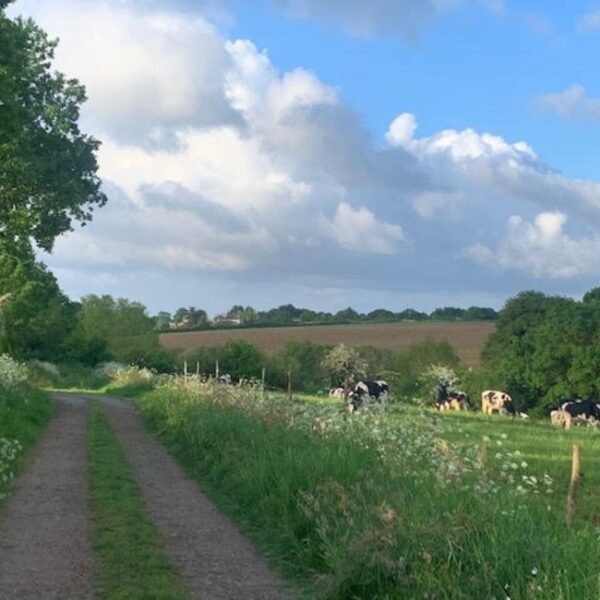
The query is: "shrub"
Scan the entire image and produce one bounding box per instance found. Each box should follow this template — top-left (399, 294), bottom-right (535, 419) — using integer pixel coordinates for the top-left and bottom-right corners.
top-left (0, 354), bottom-right (28, 392)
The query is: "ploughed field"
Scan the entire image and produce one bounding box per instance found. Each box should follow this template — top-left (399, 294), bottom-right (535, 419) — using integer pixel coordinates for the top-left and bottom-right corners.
top-left (160, 321), bottom-right (495, 366)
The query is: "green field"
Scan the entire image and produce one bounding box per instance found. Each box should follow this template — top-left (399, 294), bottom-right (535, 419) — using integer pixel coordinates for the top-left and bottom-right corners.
top-left (137, 379), bottom-right (600, 599)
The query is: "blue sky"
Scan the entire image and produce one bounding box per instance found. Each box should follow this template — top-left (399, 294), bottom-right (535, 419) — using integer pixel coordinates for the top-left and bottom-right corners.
top-left (10, 0), bottom-right (600, 315)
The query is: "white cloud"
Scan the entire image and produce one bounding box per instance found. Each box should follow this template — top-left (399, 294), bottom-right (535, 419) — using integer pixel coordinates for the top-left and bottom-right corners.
top-left (12, 0), bottom-right (237, 144)
top-left (320, 202), bottom-right (406, 254)
top-left (535, 84), bottom-right (600, 123)
top-left (385, 112), bottom-right (600, 221)
top-left (464, 212), bottom-right (600, 278)
top-left (578, 10), bottom-right (600, 32)
top-left (10, 0), bottom-right (600, 312)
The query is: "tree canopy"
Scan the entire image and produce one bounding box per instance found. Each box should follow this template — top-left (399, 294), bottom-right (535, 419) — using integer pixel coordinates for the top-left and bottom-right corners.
top-left (0, 2), bottom-right (105, 254)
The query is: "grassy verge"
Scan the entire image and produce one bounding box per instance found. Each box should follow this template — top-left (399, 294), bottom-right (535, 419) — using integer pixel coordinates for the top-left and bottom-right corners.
top-left (87, 403), bottom-right (184, 600)
top-left (137, 384), bottom-right (600, 599)
top-left (0, 388), bottom-right (53, 503)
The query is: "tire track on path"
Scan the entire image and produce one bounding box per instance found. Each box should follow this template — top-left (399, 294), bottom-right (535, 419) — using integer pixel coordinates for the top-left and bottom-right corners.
top-left (0, 394), bottom-right (94, 600)
top-left (99, 395), bottom-right (289, 600)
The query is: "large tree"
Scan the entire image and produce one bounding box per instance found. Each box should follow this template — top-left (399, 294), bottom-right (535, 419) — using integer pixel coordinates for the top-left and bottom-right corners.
top-left (0, 1), bottom-right (105, 254)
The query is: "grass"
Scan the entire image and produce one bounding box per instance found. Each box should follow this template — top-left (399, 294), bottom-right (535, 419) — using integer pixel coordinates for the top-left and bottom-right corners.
top-left (0, 387), bottom-right (53, 503)
top-left (87, 402), bottom-right (184, 600)
top-left (137, 383), bottom-right (600, 599)
top-left (160, 321), bottom-right (495, 367)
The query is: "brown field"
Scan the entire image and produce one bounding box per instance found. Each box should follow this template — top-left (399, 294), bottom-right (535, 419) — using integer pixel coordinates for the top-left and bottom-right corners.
top-left (160, 321), bottom-right (496, 367)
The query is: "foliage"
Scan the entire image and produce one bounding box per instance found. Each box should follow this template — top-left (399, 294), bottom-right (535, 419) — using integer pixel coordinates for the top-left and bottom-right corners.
top-left (0, 382), bottom-right (53, 503)
top-left (382, 339), bottom-right (460, 401)
top-left (321, 343), bottom-right (367, 387)
top-left (0, 251), bottom-right (81, 360)
top-left (218, 339), bottom-right (264, 380)
top-left (0, 4), bottom-right (105, 254)
top-left (0, 353), bottom-right (28, 390)
top-left (267, 341), bottom-right (330, 393)
top-left (482, 290), bottom-right (600, 412)
top-left (78, 295), bottom-right (175, 371)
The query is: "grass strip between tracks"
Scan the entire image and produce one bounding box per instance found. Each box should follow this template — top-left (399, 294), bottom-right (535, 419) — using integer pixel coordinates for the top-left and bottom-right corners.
top-left (87, 402), bottom-right (185, 600)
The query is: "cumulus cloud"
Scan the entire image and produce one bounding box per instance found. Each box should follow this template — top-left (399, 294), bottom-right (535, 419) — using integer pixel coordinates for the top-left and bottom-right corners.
top-left (320, 202), bottom-right (406, 254)
top-left (535, 84), bottom-right (600, 123)
top-left (10, 0), bottom-right (600, 311)
top-left (12, 0), bottom-right (238, 144)
top-left (463, 212), bottom-right (600, 278)
top-left (385, 112), bottom-right (600, 221)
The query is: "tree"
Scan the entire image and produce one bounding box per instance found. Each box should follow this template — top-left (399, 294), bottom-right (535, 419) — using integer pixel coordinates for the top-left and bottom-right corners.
top-left (0, 250), bottom-right (79, 359)
top-left (77, 295), bottom-right (174, 370)
top-left (321, 343), bottom-right (367, 387)
top-left (0, 3), bottom-right (105, 254)
top-left (154, 311), bottom-right (172, 331)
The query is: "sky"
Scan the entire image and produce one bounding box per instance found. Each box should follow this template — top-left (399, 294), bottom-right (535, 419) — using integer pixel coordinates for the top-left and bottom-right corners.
top-left (9, 0), bottom-right (600, 316)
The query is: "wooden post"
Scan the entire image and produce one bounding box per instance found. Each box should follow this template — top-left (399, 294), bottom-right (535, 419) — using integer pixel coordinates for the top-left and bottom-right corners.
top-left (477, 443), bottom-right (487, 467)
top-left (215, 360), bottom-right (220, 379)
top-left (261, 367), bottom-right (266, 399)
top-left (183, 360), bottom-right (188, 378)
top-left (566, 444), bottom-right (581, 527)
top-left (196, 361), bottom-right (200, 377)
top-left (287, 370), bottom-right (292, 402)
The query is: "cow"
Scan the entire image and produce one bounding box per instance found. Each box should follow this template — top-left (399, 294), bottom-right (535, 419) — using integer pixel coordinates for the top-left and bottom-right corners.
top-left (218, 373), bottom-right (232, 384)
top-left (434, 383), bottom-right (470, 411)
top-left (346, 380), bottom-right (389, 413)
top-left (481, 390), bottom-right (516, 416)
top-left (553, 399), bottom-right (600, 429)
top-left (329, 387), bottom-right (346, 399)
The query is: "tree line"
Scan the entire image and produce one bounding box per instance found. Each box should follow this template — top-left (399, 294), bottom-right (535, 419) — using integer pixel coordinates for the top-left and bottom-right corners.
top-left (156, 303), bottom-right (499, 331)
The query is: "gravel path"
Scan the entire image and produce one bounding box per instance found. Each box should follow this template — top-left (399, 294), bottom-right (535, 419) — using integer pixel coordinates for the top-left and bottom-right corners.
top-left (101, 396), bottom-right (289, 600)
top-left (0, 394), bottom-right (94, 600)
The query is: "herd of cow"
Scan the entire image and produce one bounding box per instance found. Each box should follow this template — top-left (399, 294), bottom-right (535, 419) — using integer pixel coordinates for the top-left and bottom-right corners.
top-left (329, 380), bottom-right (600, 429)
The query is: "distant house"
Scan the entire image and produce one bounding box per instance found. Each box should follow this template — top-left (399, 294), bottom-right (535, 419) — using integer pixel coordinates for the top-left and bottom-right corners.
top-left (213, 316), bottom-right (242, 326)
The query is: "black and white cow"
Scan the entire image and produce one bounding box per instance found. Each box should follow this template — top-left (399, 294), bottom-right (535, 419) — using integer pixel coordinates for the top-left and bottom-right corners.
top-left (434, 383), bottom-right (470, 410)
top-left (346, 380), bottom-right (389, 413)
top-left (554, 399), bottom-right (600, 428)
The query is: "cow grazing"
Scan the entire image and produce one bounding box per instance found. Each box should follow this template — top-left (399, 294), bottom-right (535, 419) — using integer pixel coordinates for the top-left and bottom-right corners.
top-left (481, 390), bottom-right (516, 416)
top-left (554, 399), bottom-right (600, 429)
top-left (346, 380), bottom-right (389, 413)
top-left (550, 410), bottom-right (571, 429)
top-left (434, 383), bottom-right (470, 411)
top-left (329, 387), bottom-right (346, 399)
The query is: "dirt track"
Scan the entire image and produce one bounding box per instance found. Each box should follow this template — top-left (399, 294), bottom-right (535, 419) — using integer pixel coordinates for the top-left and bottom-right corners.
top-left (0, 394), bottom-right (288, 599)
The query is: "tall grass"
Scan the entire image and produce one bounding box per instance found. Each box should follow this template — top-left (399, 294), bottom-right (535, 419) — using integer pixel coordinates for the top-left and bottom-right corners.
top-left (138, 380), bottom-right (600, 599)
top-left (0, 355), bottom-right (53, 502)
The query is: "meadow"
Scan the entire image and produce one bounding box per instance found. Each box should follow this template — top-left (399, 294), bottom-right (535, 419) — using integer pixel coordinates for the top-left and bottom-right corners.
top-left (136, 377), bottom-right (600, 599)
top-left (160, 321), bottom-right (495, 367)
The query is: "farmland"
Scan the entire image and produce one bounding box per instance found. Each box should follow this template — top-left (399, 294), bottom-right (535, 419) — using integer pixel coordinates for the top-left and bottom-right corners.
top-left (137, 378), bottom-right (600, 598)
top-left (160, 321), bottom-right (495, 367)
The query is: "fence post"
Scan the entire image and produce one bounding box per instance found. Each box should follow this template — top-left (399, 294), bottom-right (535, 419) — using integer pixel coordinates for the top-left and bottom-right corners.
top-left (287, 370), bottom-right (292, 402)
top-left (261, 367), bottom-right (266, 399)
top-left (196, 361), bottom-right (200, 377)
top-left (183, 360), bottom-right (188, 379)
top-left (215, 360), bottom-right (219, 380)
top-left (566, 444), bottom-right (581, 527)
